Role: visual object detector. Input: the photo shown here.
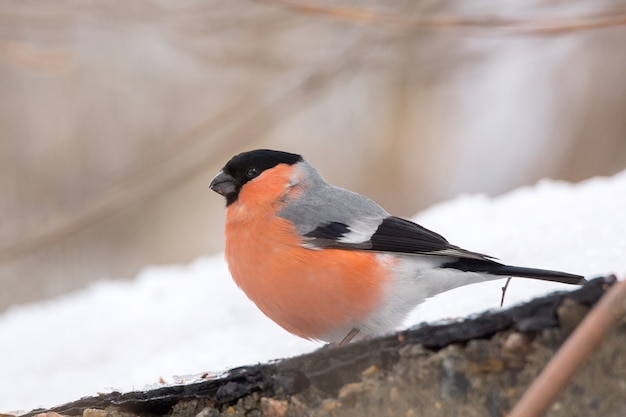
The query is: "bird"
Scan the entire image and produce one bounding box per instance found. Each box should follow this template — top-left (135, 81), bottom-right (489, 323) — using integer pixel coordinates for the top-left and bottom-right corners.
top-left (209, 149), bottom-right (585, 345)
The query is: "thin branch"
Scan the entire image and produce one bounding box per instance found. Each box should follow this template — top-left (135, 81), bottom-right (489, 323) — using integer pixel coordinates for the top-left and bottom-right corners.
top-left (258, 0), bottom-right (626, 36)
top-left (500, 277), bottom-right (512, 307)
top-left (509, 277), bottom-right (626, 417)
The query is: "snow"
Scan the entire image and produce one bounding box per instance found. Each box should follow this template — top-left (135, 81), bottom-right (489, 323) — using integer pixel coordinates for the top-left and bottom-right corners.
top-left (1, 170), bottom-right (625, 413)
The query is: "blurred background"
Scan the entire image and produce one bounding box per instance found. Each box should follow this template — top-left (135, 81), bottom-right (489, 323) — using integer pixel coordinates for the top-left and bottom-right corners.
top-left (1, 1), bottom-right (625, 312)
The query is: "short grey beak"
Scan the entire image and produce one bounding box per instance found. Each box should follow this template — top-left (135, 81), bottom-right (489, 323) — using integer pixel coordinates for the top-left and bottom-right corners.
top-left (209, 170), bottom-right (236, 196)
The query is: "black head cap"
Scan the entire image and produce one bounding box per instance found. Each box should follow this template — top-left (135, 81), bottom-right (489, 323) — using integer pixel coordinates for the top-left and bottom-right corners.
top-left (211, 149), bottom-right (303, 206)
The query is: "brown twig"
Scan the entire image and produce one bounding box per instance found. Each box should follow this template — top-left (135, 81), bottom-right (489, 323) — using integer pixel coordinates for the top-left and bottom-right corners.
top-left (258, 0), bottom-right (626, 36)
top-left (508, 277), bottom-right (626, 417)
top-left (500, 277), bottom-right (512, 307)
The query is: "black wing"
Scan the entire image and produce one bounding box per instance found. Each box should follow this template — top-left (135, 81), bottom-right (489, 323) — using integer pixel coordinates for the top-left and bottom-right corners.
top-left (304, 216), bottom-right (585, 285)
top-left (304, 216), bottom-right (493, 260)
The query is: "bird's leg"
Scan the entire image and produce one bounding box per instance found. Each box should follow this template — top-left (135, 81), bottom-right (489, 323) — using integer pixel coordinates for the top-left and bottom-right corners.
top-left (338, 328), bottom-right (360, 346)
top-left (500, 277), bottom-right (512, 307)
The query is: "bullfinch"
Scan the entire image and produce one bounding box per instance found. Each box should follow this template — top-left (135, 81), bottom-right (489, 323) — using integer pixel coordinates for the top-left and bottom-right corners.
top-left (210, 149), bottom-right (585, 344)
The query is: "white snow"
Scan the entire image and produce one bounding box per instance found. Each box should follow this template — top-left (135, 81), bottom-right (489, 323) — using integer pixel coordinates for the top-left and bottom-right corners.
top-left (1, 170), bottom-right (625, 413)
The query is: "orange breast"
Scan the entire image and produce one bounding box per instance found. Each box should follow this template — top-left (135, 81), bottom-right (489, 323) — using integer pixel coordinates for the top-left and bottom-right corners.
top-left (224, 212), bottom-right (389, 340)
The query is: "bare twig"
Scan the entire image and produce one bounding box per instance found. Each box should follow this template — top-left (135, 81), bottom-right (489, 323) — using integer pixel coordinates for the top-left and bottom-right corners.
top-left (258, 0), bottom-right (626, 36)
top-left (500, 277), bottom-right (512, 307)
top-left (508, 277), bottom-right (625, 417)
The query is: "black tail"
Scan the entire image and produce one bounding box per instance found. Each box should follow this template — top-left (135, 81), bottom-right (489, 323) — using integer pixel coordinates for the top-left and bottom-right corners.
top-left (443, 258), bottom-right (586, 285)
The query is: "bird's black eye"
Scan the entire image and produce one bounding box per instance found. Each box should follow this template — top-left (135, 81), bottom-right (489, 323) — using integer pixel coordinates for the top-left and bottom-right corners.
top-left (245, 167), bottom-right (260, 179)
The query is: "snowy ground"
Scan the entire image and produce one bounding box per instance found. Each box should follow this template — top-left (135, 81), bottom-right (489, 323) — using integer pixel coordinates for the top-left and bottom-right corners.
top-left (1, 170), bottom-right (625, 413)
